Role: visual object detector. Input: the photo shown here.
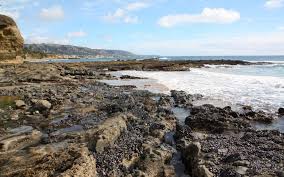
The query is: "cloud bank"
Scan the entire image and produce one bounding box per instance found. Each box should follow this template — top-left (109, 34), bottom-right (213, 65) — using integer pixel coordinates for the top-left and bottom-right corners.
top-left (158, 8), bottom-right (240, 28)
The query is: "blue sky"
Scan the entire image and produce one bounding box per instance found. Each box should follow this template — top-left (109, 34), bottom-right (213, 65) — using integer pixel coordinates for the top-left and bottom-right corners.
top-left (1, 0), bottom-right (284, 56)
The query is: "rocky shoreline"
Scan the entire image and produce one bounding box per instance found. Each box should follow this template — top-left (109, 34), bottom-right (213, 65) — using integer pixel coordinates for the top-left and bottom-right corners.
top-left (0, 60), bottom-right (283, 177)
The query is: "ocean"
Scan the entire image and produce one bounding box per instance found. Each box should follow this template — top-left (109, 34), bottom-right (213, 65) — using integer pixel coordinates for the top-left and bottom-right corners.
top-left (43, 56), bottom-right (284, 112)
top-left (40, 55), bottom-right (284, 63)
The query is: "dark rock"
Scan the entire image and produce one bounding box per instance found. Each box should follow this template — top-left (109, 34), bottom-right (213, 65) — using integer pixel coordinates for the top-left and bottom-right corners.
top-left (278, 108), bottom-right (284, 115)
top-left (120, 75), bottom-right (143, 79)
top-left (171, 90), bottom-right (202, 107)
top-left (222, 153), bottom-right (242, 163)
top-left (185, 105), bottom-right (249, 133)
top-left (220, 168), bottom-right (241, 177)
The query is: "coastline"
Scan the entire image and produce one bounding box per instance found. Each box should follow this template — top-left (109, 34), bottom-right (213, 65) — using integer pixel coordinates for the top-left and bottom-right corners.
top-left (0, 60), bottom-right (283, 177)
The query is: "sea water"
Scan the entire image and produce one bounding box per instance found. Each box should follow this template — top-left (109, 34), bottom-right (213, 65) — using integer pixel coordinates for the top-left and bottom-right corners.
top-left (118, 62), bottom-right (284, 113)
top-left (42, 56), bottom-right (284, 112)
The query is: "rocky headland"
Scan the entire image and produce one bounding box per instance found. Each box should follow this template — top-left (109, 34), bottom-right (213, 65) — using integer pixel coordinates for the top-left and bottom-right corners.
top-left (0, 15), bottom-right (24, 62)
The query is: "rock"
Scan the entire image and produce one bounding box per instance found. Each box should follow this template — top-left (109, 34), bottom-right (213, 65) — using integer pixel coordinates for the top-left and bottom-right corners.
top-left (120, 75), bottom-right (142, 79)
top-left (163, 165), bottom-right (176, 177)
top-left (233, 160), bottom-right (250, 167)
top-left (15, 100), bottom-right (26, 109)
top-left (235, 166), bottom-right (248, 175)
top-left (137, 143), bottom-right (174, 177)
top-left (171, 90), bottom-right (194, 107)
top-left (32, 99), bottom-right (52, 111)
top-left (0, 15), bottom-right (24, 61)
top-left (190, 132), bottom-right (208, 141)
top-left (0, 143), bottom-right (97, 177)
top-left (222, 153), bottom-right (242, 163)
top-left (88, 113), bottom-right (128, 153)
top-left (218, 148), bottom-right (228, 155)
top-left (198, 165), bottom-right (214, 177)
top-left (10, 112), bottom-right (19, 120)
top-left (158, 96), bottom-right (175, 109)
top-left (278, 108), bottom-right (284, 115)
top-left (0, 128), bottom-right (42, 152)
top-left (276, 171), bottom-right (284, 177)
top-left (8, 126), bottom-right (33, 135)
top-left (58, 147), bottom-right (97, 177)
top-left (144, 98), bottom-right (157, 113)
top-left (220, 168), bottom-right (241, 177)
top-left (185, 105), bottom-right (250, 133)
top-left (121, 153), bottom-right (139, 169)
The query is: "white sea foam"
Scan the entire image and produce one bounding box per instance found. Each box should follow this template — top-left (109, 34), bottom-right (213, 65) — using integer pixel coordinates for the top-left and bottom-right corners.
top-left (118, 68), bottom-right (284, 112)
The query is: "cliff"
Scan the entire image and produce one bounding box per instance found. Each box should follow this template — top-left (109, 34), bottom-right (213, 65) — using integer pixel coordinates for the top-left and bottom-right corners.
top-left (24, 44), bottom-right (135, 58)
top-left (0, 15), bottom-right (24, 61)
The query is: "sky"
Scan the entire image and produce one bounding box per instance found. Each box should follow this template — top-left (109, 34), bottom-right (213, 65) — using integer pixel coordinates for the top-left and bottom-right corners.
top-left (1, 0), bottom-right (284, 56)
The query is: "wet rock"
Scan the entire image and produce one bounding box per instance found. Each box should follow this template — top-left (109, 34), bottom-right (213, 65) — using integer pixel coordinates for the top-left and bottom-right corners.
top-left (8, 126), bottom-right (33, 134)
top-left (171, 90), bottom-right (203, 107)
top-left (182, 142), bottom-right (213, 177)
top-left (278, 108), bottom-right (284, 115)
top-left (185, 104), bottom-right (250, 133)
top-left (175, 123), bottom-right (192, 140)
top-left (158, 96), bottom-right (175, 109)
top-left (171, 90), bottom-right (192, 107)
top-left (120, 75), bottom-right (143, 79)
top-left (182, 142), bottom-right (201, 168)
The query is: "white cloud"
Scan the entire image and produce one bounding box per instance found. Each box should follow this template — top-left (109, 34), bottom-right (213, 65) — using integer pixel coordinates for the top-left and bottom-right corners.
top-left (158, 8), bottom-right (240, 28)
top-left (103, 8), bottom-right (138, 24)
top-left (25, 35), bottom-right (69, 45)
top-left (67, 31), bottom-right (87, 38)
top-left (0, 0), bottom-right (40, 20)
top-left (103, 1), bottom-right (150, 24)
top-left (124, 16), bottom-right (138, 24)
top-left (40, 5), bottom-right (64, 21)
top-left (278, 26), bottom-right (284, 30)
top-left (126, 2), bottom-right (149, 11)
top-left (265, 0), bottom-right (284, 9)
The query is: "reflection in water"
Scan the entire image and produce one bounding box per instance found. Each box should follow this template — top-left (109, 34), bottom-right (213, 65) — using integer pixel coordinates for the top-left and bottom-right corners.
top-left (171, 107), bottom-right (190, 124)
top-left (100, 79), bottom-right (169, 94)
top-left (252, 117), bottom-right (284, 133)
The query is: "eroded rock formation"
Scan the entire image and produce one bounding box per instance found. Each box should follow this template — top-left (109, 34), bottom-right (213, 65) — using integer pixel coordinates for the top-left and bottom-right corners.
top-left (0, 15), bottom-right (24, 61)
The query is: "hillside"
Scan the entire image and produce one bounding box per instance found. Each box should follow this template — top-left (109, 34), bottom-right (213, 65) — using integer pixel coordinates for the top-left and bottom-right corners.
top-left (24, 44), bottom-right (134, 57)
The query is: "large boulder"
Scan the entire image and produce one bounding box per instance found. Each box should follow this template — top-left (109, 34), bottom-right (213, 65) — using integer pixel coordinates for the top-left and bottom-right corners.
top-left (0, 15), bottom-right (24, 61)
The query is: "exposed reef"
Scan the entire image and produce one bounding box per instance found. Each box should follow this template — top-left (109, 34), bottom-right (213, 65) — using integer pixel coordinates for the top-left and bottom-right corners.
top-left (0, 60), bottom-right (282, 177)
